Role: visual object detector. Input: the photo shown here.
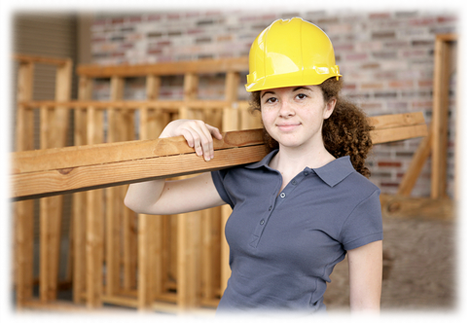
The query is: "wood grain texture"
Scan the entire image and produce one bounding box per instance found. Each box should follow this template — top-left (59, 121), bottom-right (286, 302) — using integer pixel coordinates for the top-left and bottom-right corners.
top-left (10, 112), bottom-right (429, 200)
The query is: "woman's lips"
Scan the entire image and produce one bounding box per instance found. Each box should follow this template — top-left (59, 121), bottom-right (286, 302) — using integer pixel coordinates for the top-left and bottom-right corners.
top-left (277, 123), bottom-right (300, 132)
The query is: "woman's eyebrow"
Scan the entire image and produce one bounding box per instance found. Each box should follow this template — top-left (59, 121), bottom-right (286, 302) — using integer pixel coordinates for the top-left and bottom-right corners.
top-left (293, 86), bottom-right (313, 92)
top-left (261, 91), bottom-right (275, 99)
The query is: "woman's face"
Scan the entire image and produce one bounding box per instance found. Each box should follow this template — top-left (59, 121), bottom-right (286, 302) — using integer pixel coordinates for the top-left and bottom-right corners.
top-left (260, 85), bottom-right (336, 151)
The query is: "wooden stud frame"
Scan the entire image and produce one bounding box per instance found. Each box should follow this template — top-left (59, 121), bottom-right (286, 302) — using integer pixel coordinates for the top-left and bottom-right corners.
top-left (13, 48), bottom-right (456, 312)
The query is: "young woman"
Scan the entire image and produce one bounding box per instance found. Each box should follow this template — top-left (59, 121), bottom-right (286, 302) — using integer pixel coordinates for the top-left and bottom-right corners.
top-left (125, 17), bottom-right (383, 315)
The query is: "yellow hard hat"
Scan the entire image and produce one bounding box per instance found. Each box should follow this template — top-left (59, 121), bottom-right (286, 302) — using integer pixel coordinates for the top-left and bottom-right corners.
top-left (245, 17), bottom-right (341, 92)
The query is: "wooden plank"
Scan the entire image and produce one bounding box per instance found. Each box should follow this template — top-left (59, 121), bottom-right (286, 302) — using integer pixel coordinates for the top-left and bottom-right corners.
top-left (11, 111), bottom-right (429, 200)
top-left (105, 76), bottom-right (125, 299)
top-left (39, 106), bottom-right (62, 302)
top-left (370, 124), bottom-right (428, 145)
top-left (85, 106), bottom-right (104, 308)
top-left (454, 37), bottom-right (468, 201)
top-left (138, 74), bottom-right (162, 310)
top-left (14, 53), bottom-right (71, 66)
top-left (76, 57), bottom-right (249, 78)
top-left (431, 35), bottom-right (456, 198)
top-left (72, 77), bottom-right (91, 304)
top-left (368, 112), bottom-right (425, 129)
top-left (380, 194), bottom-right (454, 221)
top-left (38, 57), bottom-right (72, 303)
top-left (435, 33), bottom-right (457, 42)
top-left (18, 99), bottom-right (244, 110)
top-left (14, 60), bottom-right (35, 307)
top-left (397, 133), bottom-right (433, 196)
top-left (6, 63), bottom-right (34, 284)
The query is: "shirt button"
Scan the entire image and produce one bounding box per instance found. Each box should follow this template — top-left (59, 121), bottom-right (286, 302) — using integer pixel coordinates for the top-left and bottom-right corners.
top-left (304, 171), bottom-right (309, 176)
top-left (260, 219), bottom-right (265, 225)
top-left (268, 206), bottom-right (272, 211)
top-left (292, 180), bottom-right (297, 185)
top-left (280, 192), bottom-right (286, 198)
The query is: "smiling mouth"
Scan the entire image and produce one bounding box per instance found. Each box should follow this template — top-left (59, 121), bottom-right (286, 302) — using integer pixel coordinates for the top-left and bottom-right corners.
top-left (277, 123), bottom-right (300, 131)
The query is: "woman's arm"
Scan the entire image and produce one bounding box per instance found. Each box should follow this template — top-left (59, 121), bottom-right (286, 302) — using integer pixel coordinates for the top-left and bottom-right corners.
top-left (347, 240), bottom-right (383, 313)
top-left (124, 119), bottom-right (225, 215)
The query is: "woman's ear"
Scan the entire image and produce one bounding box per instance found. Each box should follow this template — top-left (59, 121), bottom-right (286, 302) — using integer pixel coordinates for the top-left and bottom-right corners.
top-left (323, 98), bottom-right (337, 119)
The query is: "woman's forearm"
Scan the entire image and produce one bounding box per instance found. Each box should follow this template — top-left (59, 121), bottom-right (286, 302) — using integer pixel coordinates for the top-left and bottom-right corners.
top-left (124, 179), bottom-right (165, 214)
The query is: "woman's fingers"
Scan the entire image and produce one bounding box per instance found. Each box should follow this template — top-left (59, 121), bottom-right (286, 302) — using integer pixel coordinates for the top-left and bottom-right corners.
top-left (177, 120), bottom-right (221, 161)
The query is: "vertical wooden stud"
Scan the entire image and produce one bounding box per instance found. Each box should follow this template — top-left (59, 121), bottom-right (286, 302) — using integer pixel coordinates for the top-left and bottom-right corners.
top-left (14, 61), bottom-right (35, 307)
top-left (431, 36), bottom-right (454, 198)
top-left (137, 75), bottom-right (162, 310)
top-left (39, 58), bottom-right (72, 302)
top-left (219, 71), bottom-right (241, 294)
top-left (85, 106), bottom-right (104, 308)
top-left (106, 76), bottom-right (125, 298)
top-left (73, 76), bottom-right (92, 304)
top-left (455, 37), bottom-right (468, 201)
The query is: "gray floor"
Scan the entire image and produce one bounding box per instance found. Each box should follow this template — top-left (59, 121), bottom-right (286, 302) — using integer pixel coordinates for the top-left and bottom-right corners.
top-left (0, 241), bottom-right (71, 323)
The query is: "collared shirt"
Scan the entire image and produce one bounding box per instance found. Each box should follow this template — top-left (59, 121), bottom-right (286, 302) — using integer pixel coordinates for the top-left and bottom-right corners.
top-left (211, 150), bottom-right (383, 314)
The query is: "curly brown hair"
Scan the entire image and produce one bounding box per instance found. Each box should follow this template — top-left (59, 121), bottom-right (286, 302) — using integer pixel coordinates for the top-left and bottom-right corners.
top-left (249, 77), bottom-right (374, 177)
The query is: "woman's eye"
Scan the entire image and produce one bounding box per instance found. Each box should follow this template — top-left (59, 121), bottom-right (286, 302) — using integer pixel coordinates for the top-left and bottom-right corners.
top-left (265, 97), bottom-right (277, 104)
top-left (296, 93), bottom-right (307, 99)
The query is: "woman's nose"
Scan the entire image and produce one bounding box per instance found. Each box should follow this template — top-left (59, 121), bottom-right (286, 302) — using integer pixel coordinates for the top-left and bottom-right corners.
top-left (279, 100), bottom-right (295, 117)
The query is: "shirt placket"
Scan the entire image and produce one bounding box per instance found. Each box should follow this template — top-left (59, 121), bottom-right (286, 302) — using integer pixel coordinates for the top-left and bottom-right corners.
top-left (249, 168), bottom-right (312, 248)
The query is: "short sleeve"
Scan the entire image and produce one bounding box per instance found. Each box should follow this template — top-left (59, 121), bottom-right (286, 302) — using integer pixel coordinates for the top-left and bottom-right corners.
top-left (340, 189), bottom-right (383, 250)
top-left (211, 169), bottom-right (235, 208)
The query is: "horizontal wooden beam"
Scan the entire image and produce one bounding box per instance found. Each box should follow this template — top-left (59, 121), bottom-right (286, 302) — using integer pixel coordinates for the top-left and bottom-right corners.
top-left (10, 112), bottom-right (428, 201)
top-left (369, 112), bottom-right (428, 144)
top-left (18, 100), bottom-right (249, 110)
top-left (380, 194), bottom-right (454, 221)
top-left (77, 57), bottom-right (249, 78)
top-left (11, 129), bottom-right (267, 201)
top-left (13, 54), bottom-right (71, 66)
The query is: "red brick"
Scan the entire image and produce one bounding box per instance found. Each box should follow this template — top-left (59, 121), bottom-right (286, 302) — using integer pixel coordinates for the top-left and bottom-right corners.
top-left (261, 14), bottom-right (278, 20)
top-left (342, 83), bottom-right (357, 90)
top-left (389, 80), bottom-right (414, 88)
top-left (418, 80), bottom-right (433, 88)
top-left (369, 12), bottom-right (391, 20)
top-left (380, 182), bottom-right (400, 187)
top-left (129, 16), bottom-right (142, 23)
top-left (361, 63), bottom-right (381, 69)
top-left (346, 53), bottom-right (368, 61)
top-left (185, 12), bottom-right (200, 18)
top-left (167, 13), bottom-right (180, 20)
top-left (157, 40), bottom-right (172, 46)
top-left (409, 17), bottom-right (436, 26)
top-left (361, 83), bottom-right (384, 90)
top-left (378, 161), bottom-right (402, 167)
top-left (205, 10), bottom-right (222, 16)
top-left (437, 16), bottom-right (457, 24)
top-left (188, 28), bottom-right (204, 35)
top-left (148, 14), bottom-right (162, 21)
top-left (111, 18), bottom-right (124, 24)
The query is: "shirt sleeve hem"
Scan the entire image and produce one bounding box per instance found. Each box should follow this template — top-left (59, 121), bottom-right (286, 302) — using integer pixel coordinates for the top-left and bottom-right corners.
top-left (343, 232), bottom-right (383, 250)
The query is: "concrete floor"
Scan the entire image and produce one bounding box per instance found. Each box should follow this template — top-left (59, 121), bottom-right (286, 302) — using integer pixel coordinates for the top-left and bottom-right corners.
top-left (0, 246), bottom-right (71, 323)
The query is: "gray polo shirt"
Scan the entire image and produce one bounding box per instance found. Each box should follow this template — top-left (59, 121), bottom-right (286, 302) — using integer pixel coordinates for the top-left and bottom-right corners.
top-left (211, 150), bottom-right (383, 314)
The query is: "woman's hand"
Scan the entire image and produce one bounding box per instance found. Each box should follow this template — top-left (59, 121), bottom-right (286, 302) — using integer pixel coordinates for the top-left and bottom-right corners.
top-left (160, 119), bottom-right (223, 161)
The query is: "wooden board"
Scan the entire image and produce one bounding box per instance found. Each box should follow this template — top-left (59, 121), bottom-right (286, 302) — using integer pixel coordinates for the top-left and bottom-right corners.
top-left (76, 57), bottom-right (248, 78)
top-left (11, 129), bottom-right (266, 200)
top-left (10, 112), bottom-right (429, 201)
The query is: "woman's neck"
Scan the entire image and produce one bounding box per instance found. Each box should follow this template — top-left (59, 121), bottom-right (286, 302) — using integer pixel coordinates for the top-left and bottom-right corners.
top-left (270, 144), bottom-right (336, 176)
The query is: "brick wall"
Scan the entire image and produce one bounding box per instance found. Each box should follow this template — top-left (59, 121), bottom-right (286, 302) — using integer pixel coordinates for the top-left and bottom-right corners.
top-left (89, 10), bottom-right (458, 197)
